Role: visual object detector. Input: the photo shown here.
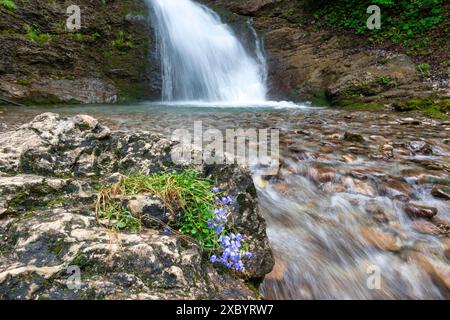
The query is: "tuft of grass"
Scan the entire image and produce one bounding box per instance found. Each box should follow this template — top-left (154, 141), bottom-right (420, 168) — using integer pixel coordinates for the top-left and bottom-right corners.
top-left (24, 24), bottom-right (54, 44)
top-left (112, 31), bottom-right (134, 50)
top-left (0, 0), bottom-right (16, 11)
top-left (417, 63), bottom-right (431, 77)
top-left (96, 170), bottom-right (219, 249)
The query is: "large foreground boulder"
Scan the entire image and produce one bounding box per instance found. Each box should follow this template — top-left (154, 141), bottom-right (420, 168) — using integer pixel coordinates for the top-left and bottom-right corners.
top-left (0, 113), bottom-right (274, 300)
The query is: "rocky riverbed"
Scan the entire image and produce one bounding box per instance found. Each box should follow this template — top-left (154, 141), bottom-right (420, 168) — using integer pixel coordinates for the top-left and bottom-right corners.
top-left (0, 113), bottom-right (274, 300)
top-left (0, 105), bottom-right (449, 299)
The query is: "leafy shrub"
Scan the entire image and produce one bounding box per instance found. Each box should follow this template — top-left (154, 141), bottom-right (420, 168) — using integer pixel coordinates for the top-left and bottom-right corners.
top-left (0, 0), bottom-right (16, 11)
top-left (304, 0), bottom-right (445, 47)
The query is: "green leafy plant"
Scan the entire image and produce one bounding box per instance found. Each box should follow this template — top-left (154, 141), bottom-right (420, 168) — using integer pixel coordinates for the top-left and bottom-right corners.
top-left (0, 0), bottom-right (16, 11)
top-left (377, 75), bottom-right (399, 88)
top-left (417, 63), bottom-right (431, 77)
top-left (98, 203), bottom-right (141, 232)
top-left (112, 31), bottom-right (134, 49)
top-left (24, 24), bottom-right (54, 44)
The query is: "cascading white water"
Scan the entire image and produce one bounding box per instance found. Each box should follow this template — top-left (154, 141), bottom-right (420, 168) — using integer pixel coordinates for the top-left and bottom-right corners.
top-left (147, 0), bottom-right (267, 103)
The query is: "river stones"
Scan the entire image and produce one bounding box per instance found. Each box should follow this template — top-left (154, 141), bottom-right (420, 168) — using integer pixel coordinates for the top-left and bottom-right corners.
top-left (413, 220), bottom-right (442, 235)
top-left (409, 141), bottom-right (433, 155)
top-left (431, 187), bottom-right (450, 200)
top-left (404, 203), bottom-right (438, 219)
top-left (361, 227), bottom-right (402, 252)
top-left (344, 132), bottom-right (365, 143)
top-left (400, 118), bottom-right (422, 125)
top-left (409, 252), bottom-right (450, 291)
top-left (379, 179), bottom-right (414, 201)
top-left (308, 165), bottom-right (337, 184)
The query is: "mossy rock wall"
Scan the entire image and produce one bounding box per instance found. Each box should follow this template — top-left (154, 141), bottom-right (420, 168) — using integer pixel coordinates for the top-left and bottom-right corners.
top-left (0, 0), bottom-right (161, 104)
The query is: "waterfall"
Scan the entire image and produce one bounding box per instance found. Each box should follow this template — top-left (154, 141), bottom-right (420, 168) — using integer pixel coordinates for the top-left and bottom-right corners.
top-left (147, 0), bottom-right (267, 103)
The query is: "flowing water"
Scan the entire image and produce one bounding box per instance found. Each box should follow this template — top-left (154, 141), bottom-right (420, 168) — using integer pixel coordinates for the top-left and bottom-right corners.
top-left (147, 0), bottom-right (267, 102)
top-left (0, 104), bottom-right (449, 299)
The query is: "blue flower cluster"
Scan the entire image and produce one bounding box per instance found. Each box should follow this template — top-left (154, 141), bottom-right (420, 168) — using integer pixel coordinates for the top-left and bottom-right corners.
top-left (208, 187), bottom-right (252, 271)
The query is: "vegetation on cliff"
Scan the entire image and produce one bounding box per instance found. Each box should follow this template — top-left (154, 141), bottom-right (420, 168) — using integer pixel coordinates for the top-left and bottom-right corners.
top-left (288, 0), bottom-right (449, 78)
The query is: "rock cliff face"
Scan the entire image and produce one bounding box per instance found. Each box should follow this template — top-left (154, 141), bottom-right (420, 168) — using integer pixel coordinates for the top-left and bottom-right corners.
top-left (203, 0), bottom-right (449, 105)
top-left (0, 113), bottom-right (274, 299)
top-left (0, 0), bottom-right (161, 105)
top-left (2, 0), bottom-right (448, 106)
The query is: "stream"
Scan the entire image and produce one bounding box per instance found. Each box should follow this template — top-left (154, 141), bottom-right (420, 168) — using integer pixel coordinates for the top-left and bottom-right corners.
top-left (1, 103), bottom-right (449, 299)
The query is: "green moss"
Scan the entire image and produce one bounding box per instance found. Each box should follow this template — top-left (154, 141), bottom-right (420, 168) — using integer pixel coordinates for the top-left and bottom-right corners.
top-left (423, 106), bottom-right (450, 120)
top-left (49, 239), bottom-right (66, 256)
top-left (245, 279), bottom-right (262, 299)
top-left (337, 99), bottom-right (385, 111)
top-left (7, 192), bottom-right (27, 208)
top-left (66, 32), bottom-right (101, 43)
top-left (393, 98), bottom-right (450, 119)
top-left (309, 90), bottom-right (330, 107)
top-left (17, 79), bottom-right (30, 86)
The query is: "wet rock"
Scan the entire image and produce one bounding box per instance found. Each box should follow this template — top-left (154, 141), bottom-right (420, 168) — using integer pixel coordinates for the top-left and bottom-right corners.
top-left (349, 169), bottom-right (370, 180)
top-left (344, 132), bottom-right (365, 143)
top-left (347, 146), bottom-right (368, 155)
top-left (400, 118), bottom-right (421, 125)
top-left (273, 183), bottom-right (289, 193)
top-left (309, 165), bottom-right (337, 184)
top-left (412, 158), bottom-right (448, 171)
top-left (322, 182), bottom-right (347, 193)
top-left (0, 0), bottom-right (159, 104)
top-left (431, 218), bottom-right (450, 235)
top-left (413, 220), bottom-right (442, 235)
top-left (401, 168), bottom-right (445, 185)
top-left (365, 201), bottom-right (389, 223)
top-left (409, 141), bottom-right (433, 155)
top-left (410, 252), bottom-right (450, 291)
top-left (431, 187), bottom-right (450, 200)
top-left (380, 144), bottom-right (394, 152)
top-left (379, 179), bottom-right (414, 201)
top-left (342, 177), bottom-right (376, 197)
top-left (370, 135), bottom-right (389, 143)
top-left (265, 257), bottom-right (287, 281)
top-left (341, 154), bottom-right (357, 163)
top-left (404, 203), bottom-right (438, 219)
top-left (361, 227), bottom-right (402, 252)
